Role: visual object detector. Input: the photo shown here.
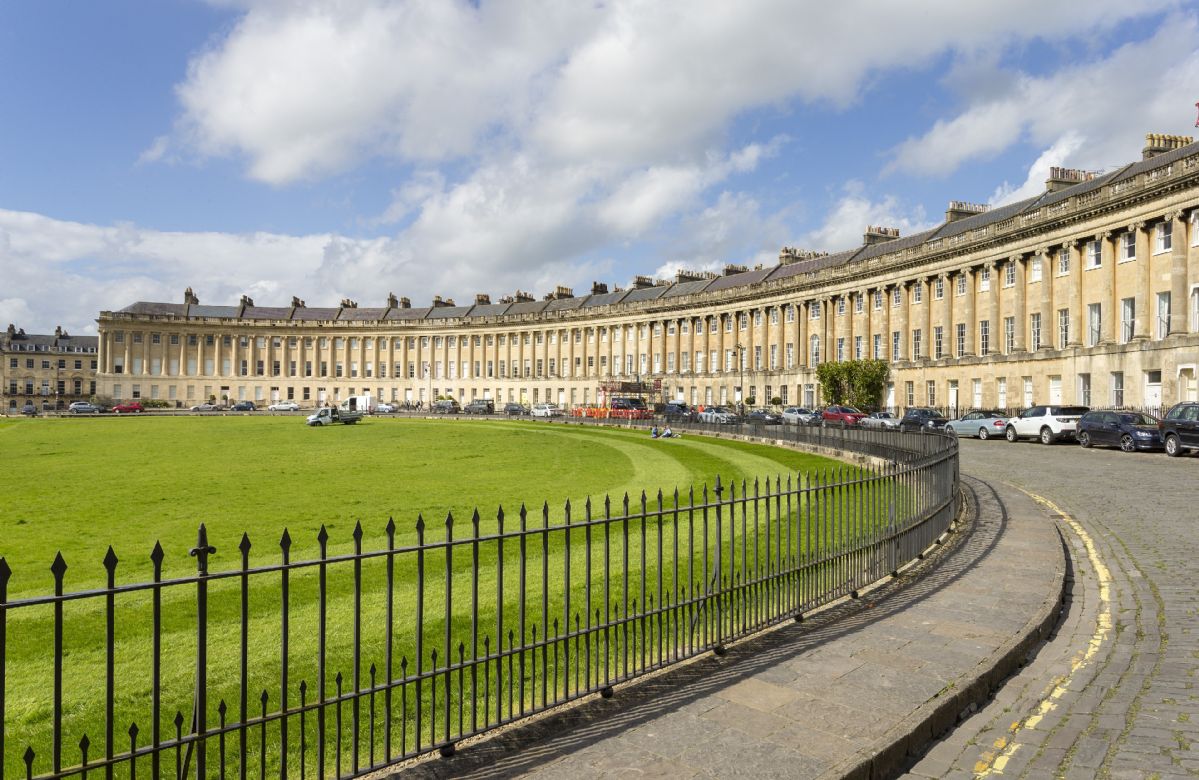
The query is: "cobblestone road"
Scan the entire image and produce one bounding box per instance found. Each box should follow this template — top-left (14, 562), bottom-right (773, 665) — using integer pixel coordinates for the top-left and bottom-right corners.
top-left (906, 439), bottom-right (1199, 779)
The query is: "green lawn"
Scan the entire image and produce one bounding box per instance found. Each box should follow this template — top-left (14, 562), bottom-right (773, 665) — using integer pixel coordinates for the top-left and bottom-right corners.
top-left (2, 415), bottom-right (871, 777)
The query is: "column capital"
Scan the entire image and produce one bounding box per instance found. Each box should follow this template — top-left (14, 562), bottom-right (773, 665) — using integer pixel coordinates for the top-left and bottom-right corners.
top-left (1129, 220), bottom-right (1147, 233)
top-left (1166, 209), bottom-right (1185, 222)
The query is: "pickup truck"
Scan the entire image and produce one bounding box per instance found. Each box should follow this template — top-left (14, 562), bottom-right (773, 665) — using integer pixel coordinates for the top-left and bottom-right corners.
top-left (307, 407), bottom-right (362, 426)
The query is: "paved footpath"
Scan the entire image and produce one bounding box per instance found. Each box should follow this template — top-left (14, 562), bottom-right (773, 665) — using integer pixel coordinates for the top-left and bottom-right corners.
top-left (377, 444), bottom-right (1069, 780)
top-left (904, 440), bottom-right (1199, 780)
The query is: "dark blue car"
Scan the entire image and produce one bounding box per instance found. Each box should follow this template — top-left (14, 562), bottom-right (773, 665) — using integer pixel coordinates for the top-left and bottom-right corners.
top-left (1076, 410), bottom-right (1162, 452)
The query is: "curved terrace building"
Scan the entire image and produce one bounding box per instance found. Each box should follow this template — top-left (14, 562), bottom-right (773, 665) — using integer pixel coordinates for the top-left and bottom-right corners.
top-left (96, 134), bottom-right (1199, 412)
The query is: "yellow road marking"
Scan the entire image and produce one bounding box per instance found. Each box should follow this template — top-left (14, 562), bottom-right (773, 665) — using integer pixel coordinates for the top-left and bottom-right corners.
top-left (973, 487), bottom-right (1111, 777)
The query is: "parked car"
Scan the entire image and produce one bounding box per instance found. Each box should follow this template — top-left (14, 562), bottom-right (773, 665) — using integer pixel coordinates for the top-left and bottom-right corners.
top-left (231, 401), bottom-right (256, 412)
top-left (746, 409), bottom-right (782, 425)
top-left (1159, 402), bottom-right (1199, 457)
top-left (899, 408), bottom-right (949, 433)
top-left (698, 406), bottom-right (738, 424)
top-left (660, 401), bottom-right (696, 422)
top-left (1077, 410), bottom-right (1162, 452)
top-left (531, 403), bottom-right (563, 417)
top-left (504, 402), bottom-right (530, 416)
top-left (860, 411), bottom-right (900, 430)
top-left (433, 399), bottom-right (461, 414)
top-left (821, 405), bottom-right (867, 427)
top-left (20, 402), bottom-right (38, 416)
top-left (112, 401), bottom-right (144, 414)
top-left (944, 410), bottom-right (1008, 440)
top-left (268, 401), bottom-right (300, 412)
top-left (1004, 405), bottom-right (1088, 444)
top-left (190, 402), bottom-right (221, 411)
top-left (375, 402), bottom-right (396, 413)
top-left (463, 399), bottom-right (495, 415)
top-left (781, 407), bottom-right (817, 425)
top-left (69, 401), bottom-right (101, 414)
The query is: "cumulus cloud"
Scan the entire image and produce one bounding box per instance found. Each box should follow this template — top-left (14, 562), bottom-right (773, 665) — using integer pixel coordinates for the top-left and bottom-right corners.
top-left (799, 182), bottom-right (933, 252)
top-left (11, 2), bottom-right (1194, 335)
top-left (988, 133), bottom-right (1088, 206)
top-left (889, 14), bottom-right (1199, 177)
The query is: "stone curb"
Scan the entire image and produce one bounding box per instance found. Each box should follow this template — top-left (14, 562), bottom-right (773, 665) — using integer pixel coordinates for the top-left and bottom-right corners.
top-left (821, 487), bottom-right (1067, 780)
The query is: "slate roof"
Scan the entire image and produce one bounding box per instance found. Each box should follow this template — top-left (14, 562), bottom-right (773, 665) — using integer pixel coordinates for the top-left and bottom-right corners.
top-left (384, 307), bottom-right (431, 321)
top-left (339, 307), bottom-right (390, 321)
top-left (581, 290), bottom-right (629, 308)
top-left (620, 285), bottom-right (669, 303)
top-left (705, 266), bottom-right (774, 292)
top-left (242, 306), bottom-right (292, 320)
top-left (469, 303), bottom-right (513, 317)
top-left (505, 300), bottom-right (549, 315)
top-left (660, 279), bottom-right (715, 298)
top-left (425, 305), bottom-right (474, 320)
top-left (291, 307), bottom-right (341, 321)
top-left (544, 297), bottom-right (585, 312)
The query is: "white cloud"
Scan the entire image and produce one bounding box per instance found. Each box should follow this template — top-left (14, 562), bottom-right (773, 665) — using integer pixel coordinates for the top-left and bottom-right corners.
top-left (799, 182), bottom-right (933, 252)
top-left (889, 14), bottom-right (1199, 177)
top-left (989, 132), bottom-right (1087, 206)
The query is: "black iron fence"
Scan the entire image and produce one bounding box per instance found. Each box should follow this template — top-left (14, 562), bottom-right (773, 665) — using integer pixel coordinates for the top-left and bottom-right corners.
top-left (1, 427), bottom-right (958, 780)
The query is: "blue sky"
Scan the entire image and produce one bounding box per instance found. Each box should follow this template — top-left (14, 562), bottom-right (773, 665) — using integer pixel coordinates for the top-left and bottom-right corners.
top-left (2, 0), bottom-right (1198, 335)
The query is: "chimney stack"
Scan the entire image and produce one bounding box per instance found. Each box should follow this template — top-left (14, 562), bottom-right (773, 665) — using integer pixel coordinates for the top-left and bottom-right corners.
top-left (1045, 166), bottom-right (1093, 193)
top-left (944, 201), bottom-right (989, 223)
top-left (591, 281), bottom-right (609, 295)
top-left (474, 293), bottom-right (491, 305)
top-left (1142, 133), bottom-right (1194, 160)
top-left (863, 226), bottom-right (901, 245)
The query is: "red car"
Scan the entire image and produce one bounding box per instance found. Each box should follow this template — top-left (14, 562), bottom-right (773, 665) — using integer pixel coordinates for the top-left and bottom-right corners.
top-left (821, 405), bottom-right (867, 426)
top-left (112, 401), bottom-right (144, 414)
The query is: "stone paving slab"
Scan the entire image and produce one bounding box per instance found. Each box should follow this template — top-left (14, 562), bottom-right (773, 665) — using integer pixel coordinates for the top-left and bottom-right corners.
top-left (372, 474), bottom-right (1066, 779)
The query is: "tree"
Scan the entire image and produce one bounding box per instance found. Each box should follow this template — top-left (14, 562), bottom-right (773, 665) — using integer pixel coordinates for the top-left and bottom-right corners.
top-left (816, 359), bottom-right (890, 410)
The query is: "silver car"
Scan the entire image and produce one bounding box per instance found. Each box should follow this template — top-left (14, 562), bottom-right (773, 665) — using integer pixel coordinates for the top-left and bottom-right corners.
top-left (781, 407), bottom-right (817, 425)
top-left (860, 412), bottom-right (900, 429)
top-left (944, 410), bottom-right (1008, 440)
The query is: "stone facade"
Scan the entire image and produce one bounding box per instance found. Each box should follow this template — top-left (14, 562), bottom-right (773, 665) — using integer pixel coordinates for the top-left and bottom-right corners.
top-left (94, 134), bottom-right (1199, 413)
top-left (1, 324), bottom-right (99, 411)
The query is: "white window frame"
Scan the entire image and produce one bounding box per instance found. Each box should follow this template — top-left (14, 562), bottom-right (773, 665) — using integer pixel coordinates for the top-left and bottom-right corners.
top-left (1120, 298), bottom-right (1135, 344)
top-left (1119, 231), bottom-right (1136, 262)
top-left (1087, 303), bottom-right (1101, 347)
top-left (1155, 221), bottom-right (1172, 254)
top-left (1085, 241), bottom-right (1101, 270)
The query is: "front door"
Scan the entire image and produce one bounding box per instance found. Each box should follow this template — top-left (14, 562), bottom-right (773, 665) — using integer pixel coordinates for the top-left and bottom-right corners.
top-left (1145, 370), bottom-right (1162, 408)
top-left (1048, 376), bottom-right (1062, 405)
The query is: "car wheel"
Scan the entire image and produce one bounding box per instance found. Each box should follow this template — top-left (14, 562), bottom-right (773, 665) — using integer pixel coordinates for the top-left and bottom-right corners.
top-left (978, 427), bottom-right (989, 440)
top-left (1005, 426), bottom-right (1018, 442)
top-left (1119, 434), bottom-right (1136, 453)
top-left (1078, 431), bottom-right (1091, 448)
top-left (1039, 427), bottom-right (1053, 445)
top-left (1165, 434), bottom-right (1181, 457)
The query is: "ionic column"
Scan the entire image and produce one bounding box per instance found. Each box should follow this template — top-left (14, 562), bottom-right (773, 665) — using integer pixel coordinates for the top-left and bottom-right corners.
top-left (1011, 256), bottom-right (1027, 351)
top-left (1099, 233), bottom-right (1117, 344)
top-left (1169, 210), bottom-right (1189, 335)
top-left (1037, 250), bottom-right (1053, 350)
top-left (1133, 222), bottom-right (1150, 340)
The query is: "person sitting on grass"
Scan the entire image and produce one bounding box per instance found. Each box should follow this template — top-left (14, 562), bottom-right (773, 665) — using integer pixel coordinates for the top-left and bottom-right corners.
top-left (650, 426), bottom-right (659, 438)
top-left (662, 426), bottom-right (677, 438)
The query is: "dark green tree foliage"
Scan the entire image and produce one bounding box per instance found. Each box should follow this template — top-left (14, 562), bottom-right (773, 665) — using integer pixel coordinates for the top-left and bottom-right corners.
top-left (816, 359), bottom-right (890, 410)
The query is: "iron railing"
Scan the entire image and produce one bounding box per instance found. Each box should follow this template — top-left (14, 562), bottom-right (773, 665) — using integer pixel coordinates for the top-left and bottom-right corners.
top-left (0, 426), bottom-right (958, 779)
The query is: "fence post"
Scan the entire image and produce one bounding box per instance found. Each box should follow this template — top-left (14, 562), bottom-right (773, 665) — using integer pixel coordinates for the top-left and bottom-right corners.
top-left (1, 557), bottom-right (10, 780)
top-left (713, 477), bottom-right (726, 655)
top-left (189, 524), bottom-right (216, 780)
